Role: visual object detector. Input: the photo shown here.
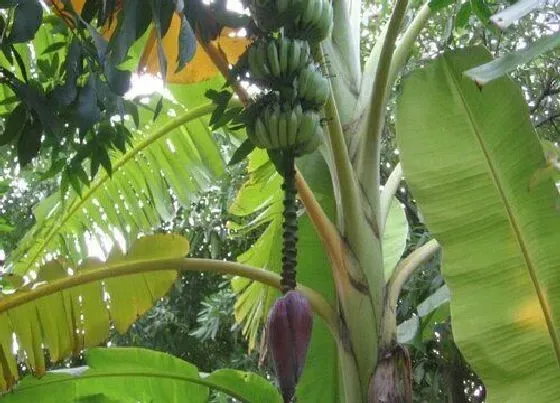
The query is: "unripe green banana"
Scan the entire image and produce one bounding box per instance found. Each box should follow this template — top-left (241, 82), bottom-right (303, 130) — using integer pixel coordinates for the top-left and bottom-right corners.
top-left (297, 124), bottom-right (323, 155)
top-left (285, 0), bottom-right (333, 44)
top-left (287, 107), bottom-right (299, 146)
top-left (257, 42), bottom-right (272, 76)
top-left (302, 0), bottom-right (316, 24)
top-left (278, 109), bottom-right (289, 148)
top-left (248, 45), bottom-right (265, 80)
top-left (255, 116), bottom-right (271, 148)
top-left (313, 73), bottom-right (330, 105)
top-left (268, 104), bottom-right (281, 148)
top-left (294, 102), bottom-right (303, 122)
top-left (310, 0), bottom-right (323, 29)
top-left (267, 40), bottom-right (281, 77)
top-left (297, 110), bottom-right (316, 145)
top-left (246, 120), bottom-right (259, 147)
top-left (299, 41), bottom-right (310, 67)
top-left (309, 0), bottom-right (333, 42)
top-left (279, 39), bottom-right (289, 77)
top-left (288, 40), bottom-right (301, 76)
top-left (297, 68), bottom-right (329, 106)
top-left (297, 68), bottom-right (311, 100)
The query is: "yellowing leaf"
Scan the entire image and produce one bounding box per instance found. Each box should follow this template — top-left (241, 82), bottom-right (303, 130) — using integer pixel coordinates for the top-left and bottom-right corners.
top-left (0, 234), bottom-right (190, 391)
top-left (514, 293), bottom-right (550, 334)
top-left (140, 15), bottom-right (249, 83)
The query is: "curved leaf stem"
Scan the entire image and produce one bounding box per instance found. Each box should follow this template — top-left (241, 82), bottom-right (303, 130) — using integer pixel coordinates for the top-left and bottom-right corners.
top-left (311, 44), bottom-right (366, 279)
top-left (357, 0), bottom-right (409, 206)
top-left (381, 240), bottom-right (441, 347)
top-left (0, 258), bottom-right (341, 345)
top-left (379, 163), bottom-right (403, 235)
top-left (388, 3), bottom-right (431, 86)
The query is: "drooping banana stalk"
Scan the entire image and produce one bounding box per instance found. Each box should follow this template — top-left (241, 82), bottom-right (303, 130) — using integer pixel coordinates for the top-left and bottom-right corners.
top-left (237, 1), bottom-right (334, 401)
top-left (280, 150), bottom-right (297, 293)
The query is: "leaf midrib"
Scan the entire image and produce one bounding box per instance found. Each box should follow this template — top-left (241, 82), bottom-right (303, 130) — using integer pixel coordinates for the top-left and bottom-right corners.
top-left (11, 103), bottom-right (216, 275)
top-left (441, 55), bottom-right (560, 362)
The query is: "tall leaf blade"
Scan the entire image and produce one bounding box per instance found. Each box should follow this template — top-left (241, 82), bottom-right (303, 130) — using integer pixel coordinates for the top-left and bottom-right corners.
top-left (396, 46), bottom-right (560, 401)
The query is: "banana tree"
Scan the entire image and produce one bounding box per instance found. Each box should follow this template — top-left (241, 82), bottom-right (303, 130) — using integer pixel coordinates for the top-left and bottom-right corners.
top-left (0, 0), bottom-right (559, 402)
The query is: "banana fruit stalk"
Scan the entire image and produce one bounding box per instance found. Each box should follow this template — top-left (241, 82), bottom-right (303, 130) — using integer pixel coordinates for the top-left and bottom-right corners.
top-left (267, 291), bottom-right (313, 403)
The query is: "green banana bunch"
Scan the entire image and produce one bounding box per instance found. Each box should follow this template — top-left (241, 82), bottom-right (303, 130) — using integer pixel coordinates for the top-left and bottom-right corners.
top-left (246, 101), bottom-right (323, 156)
top-left (247, 38), bottom-right (311, 81)
top-left (250, 0), bottom-right (307, 33)
top-left (285, 0), bottom-right (333, 43)
top-left (297, 67), bottom-right (330, 107)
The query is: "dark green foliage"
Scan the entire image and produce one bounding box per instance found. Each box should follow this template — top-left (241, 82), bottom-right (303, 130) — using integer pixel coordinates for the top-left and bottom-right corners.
top-left (177, 15), bottom-right (196, 72)
top-left (428, 0), bottom-right (455, 11)
top-left (228, 139), bottom-right (256, 166)
top-left (0, 0), bottom-right (198, 183)
top-left (8, 0), bottom-right (43, 44)
top-left (74, 75), bottom-right (101, 135)
top-left (0, 104), bottom-right (26, 146)
top-left (16, 115), bottom-right (42, 167)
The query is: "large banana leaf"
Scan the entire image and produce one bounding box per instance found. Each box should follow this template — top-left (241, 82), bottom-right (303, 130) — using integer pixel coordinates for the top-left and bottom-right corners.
top-left (0, 233), bottom-right (188, 391)
top-left (228, 148), bottom-right (340, 402)
top-left (2, 347), bottom-right (281, 403)
top-left (396, 46), bottom-right (560, 401)
top-left (6, 78), bottom-right (225, 276)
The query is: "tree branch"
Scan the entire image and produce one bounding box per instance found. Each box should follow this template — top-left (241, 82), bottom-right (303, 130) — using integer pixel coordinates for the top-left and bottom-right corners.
top-left (381, 240), bottom-right (441, 347)
top-left (196, 34), bottom-right (251, 106)
top-left (530, 76), bottom-right (559, 113)
top-left (0, 257), bottom-right (341, 344)
top-left (535, 112), bottom-right (560, 127)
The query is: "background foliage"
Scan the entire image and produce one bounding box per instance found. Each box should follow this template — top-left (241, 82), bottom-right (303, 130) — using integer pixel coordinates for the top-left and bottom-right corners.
top-left (0, 0), bottom-right (558, 401)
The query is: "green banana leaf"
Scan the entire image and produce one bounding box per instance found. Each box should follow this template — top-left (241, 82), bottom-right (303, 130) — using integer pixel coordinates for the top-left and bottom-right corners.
top-left (1, 347), bottom-right (281, 403)
top-left (0, 234), bottom-right (188, 391)
top-left (464, 31), bottom-right (560, 84)
top-left (396, 46), bottom-right (560, 401)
